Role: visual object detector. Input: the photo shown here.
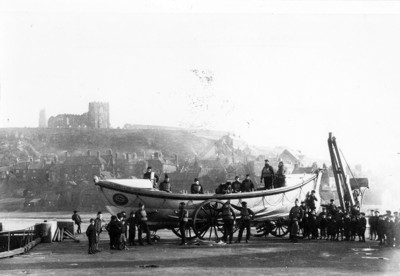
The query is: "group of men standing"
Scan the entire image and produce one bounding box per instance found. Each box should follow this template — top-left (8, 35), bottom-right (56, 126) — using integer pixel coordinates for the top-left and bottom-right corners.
top-left (106, 203), bottom-right (153, 250)
top-left (368, 209), bottom-right (400, 247)
top-left (288, 197), bottom-right (400, 245)
top-left (145, 160), bottom-right (287, 195)
top-left (261, 159), bottom-right (286, 190)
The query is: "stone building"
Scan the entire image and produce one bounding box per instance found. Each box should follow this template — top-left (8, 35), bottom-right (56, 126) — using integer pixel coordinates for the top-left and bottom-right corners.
top-left (88, 102), bottom-right (110, 129)
top-left (48, 113), bottom-right (88, 128)
top-left (47, 101), bottom-right (110, 129)
top-left (38, 109), bottom-right (47, 128)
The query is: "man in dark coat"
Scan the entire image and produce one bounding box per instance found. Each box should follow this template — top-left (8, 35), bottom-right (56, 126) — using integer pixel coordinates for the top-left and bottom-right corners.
top-left (260, 159), bottom-right (274, 189)
top-left (94, 211), bottom-right (103, 252)
top-left (289, 199), bottom-right (302, 242)
top-left (159, 174), bottom-right (172, 193)
top-left (386, 215), bottom-right (395, 247)
top-left (143, 166), bottom-right (159, 189)
top-left (358, 212), bottom-right (367, 242)
top-left (309, 209), bottom-right (319, 239)
top-left (221, 200), bottom-right (235, 244)
top-left (306, 190), bottom-right (318, 211)
top-left (327, 214), bottom-right (337, 241)
top-left (191, 178), bottom-right (204, 194)
top-left (377, 215), bottom-right (386, 245)
top-left (233, 201), bottom-right (255, 243)
top-left (231, 176), bottom-right (242, 193)
top-left (175, 202), bottom-right (189, 245)
top-left (241, 174), bottom-right (255, 192)
top-left (343, 212), bottom-right (351, 241)
top-left (72, 210), bottom-right (82, 234)
top-left (135, 203), bottom-right (153, 245)
top-left (319, 213), bottom-right (327, 240)
top-left (106, 215), bottom-right (121, 250)
top-left (368, 210), bottom-right (377, 240)
top-left (86, 219), bottom-right (96, 254)
top-left (275, 161), bottom-right (286, 188)
top-left (327, 199), bottom-right (338, 216)
top-left (126, 211), bottom-right (136, 246)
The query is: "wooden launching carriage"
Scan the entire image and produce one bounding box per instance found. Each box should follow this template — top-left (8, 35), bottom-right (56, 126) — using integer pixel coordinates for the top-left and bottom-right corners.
top-left (94, 170), bottom-right (322, 241)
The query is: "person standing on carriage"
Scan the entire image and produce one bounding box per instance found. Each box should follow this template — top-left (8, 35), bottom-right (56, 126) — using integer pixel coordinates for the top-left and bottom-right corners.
top-left (233, 201), bottom-right (255, 243)
top-left (143, 166), bottom-right (159, 189)
top-left (275, 161), bottom-right (287, 188)
top-left (260, 159), bottom-right (275, 189)
top-left (327, 199), bottom-right (338, 216)
top-left (221, 200), bottom-right (235, 244)
top-left (135, 202), bottom-right (153, 245)
top-left (231, 176), bottom-right (242, 193)
top-left (159, 174), bottom-right (172, 193)
top-left (241, 174), bottom-right (255, 192)
top-left (289, 199), bottom-right (302, 242)
top-left (175, 202), bottom-right (189, 245)
top-left (191, 178), bottom-right (204, 194)
top-left (305, 190), bottom-right (318, 212)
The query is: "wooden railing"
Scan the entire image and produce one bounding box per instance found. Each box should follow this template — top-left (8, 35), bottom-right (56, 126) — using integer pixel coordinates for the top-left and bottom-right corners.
top-left (0, 225), bottom-right (40, 258)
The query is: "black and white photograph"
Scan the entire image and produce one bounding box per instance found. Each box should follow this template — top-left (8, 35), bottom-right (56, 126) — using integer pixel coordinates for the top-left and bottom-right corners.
top-left (0, 0), bottom-right (400, 275)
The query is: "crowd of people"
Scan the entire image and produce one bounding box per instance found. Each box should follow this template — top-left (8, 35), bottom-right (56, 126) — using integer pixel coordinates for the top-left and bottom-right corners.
top-left (80, 165), bottom-right (399, 254)
top-left (78, 199), bottom-right (400, 254)
top-left (289, 196), bottom-right (400, 248)
top-left (77, 203), bottom-right (156, 254)
top-left (143, 159), bottom-right (288, 195)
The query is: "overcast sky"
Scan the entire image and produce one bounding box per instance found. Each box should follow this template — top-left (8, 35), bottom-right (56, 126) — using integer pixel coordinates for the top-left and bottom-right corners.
top-left (1, 1), bottom-right (400, 197)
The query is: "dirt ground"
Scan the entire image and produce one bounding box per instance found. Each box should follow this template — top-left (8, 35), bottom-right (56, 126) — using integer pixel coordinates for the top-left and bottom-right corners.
top-left (1, 227), bottom-right (400, 276)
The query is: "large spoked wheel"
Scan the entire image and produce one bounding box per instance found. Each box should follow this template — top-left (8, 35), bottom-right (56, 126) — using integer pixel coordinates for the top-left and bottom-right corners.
top-left (193, 199), bottom-right (234, 241)
top-left (270, 217), bottom-right (289, 237)
top-left (171, 225), bottom-right (197, 240)
top-left (145, 230), bottom-right (160, 242)
top-left (254, 220), bottom-right (274, 237)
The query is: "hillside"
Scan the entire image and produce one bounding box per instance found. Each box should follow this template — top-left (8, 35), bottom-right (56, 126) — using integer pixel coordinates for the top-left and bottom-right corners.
top-left (0, 128), bottom-right (219, 162)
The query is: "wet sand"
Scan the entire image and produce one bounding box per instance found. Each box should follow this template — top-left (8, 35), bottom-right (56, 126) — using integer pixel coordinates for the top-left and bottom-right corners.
top-left (1, 228), bottom-right (399, 275)
top-left (1, 212), bottom-right (399, 275)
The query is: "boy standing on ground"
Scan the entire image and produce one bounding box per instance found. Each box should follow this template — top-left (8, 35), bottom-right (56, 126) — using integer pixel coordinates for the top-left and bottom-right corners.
top-left (94, 211), bottom-right (103, 252)
top-left (86, 219), bottom-right (96, 254)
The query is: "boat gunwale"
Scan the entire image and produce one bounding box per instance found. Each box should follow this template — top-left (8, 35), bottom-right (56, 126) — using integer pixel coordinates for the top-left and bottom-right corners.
top-left (95, 173), bottom-right (318, 201)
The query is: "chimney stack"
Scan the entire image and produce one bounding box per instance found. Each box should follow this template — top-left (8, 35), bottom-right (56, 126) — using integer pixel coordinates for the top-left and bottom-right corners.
top-left (65, 151), bottom-right (69, 158)
top-left (97, 151), bottom-right (100, 158)
top-left (87, 150), bottom-right (91, 156)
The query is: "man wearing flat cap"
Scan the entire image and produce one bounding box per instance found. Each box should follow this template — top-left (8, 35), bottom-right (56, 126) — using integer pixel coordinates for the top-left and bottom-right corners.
top-left (232, 201), bottom-right (255, 243)
top-left (260, 159), bottom-right (275, 190)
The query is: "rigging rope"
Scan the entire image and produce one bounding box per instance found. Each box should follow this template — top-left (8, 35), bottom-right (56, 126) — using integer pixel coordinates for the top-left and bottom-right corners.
top-left (339, 148), bottom-right (361, 190)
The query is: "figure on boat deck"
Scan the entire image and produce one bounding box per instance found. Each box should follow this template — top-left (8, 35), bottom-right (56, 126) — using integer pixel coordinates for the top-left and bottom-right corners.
top-left (143, 166), bottom-right (159, 189)
top-left (191, 178), bottom-right (204, 194)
